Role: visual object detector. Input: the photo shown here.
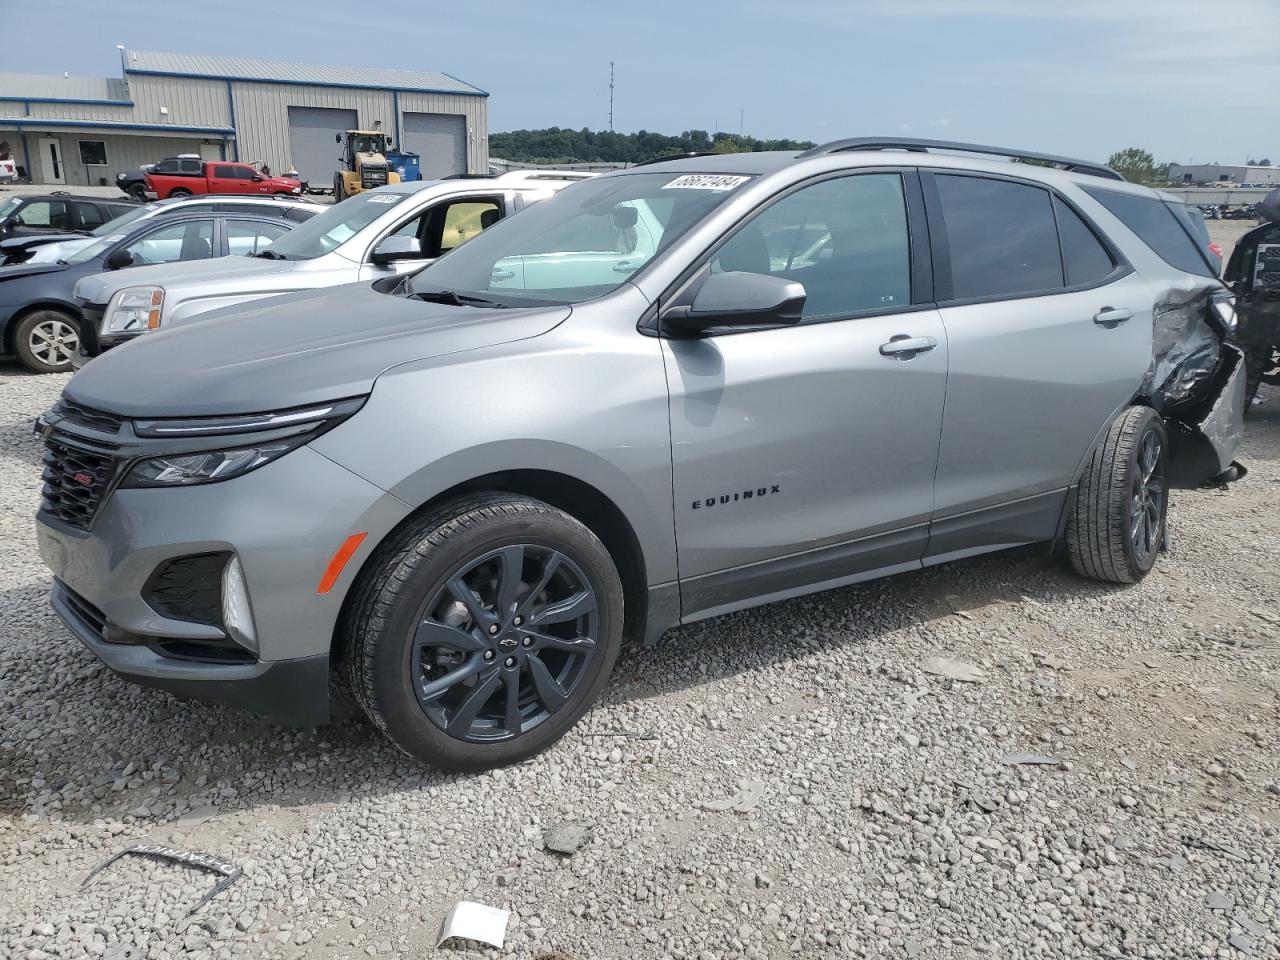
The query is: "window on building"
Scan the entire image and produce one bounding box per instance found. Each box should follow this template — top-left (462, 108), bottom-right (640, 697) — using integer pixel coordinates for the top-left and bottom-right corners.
top-left (78, 140), bottom-right (107, 166)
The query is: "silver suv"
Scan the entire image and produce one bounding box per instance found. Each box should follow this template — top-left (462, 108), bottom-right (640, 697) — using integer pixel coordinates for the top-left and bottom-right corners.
top-left (36, 139), bottom-right (1246, 771)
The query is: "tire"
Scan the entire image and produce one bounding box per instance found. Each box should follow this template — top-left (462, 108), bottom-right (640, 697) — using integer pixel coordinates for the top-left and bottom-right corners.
top-left (341, 493), bottom-right (624, 771)
top-left (168, 188), bottom-right (192, 199)
top-left (128, 183), bottom-right (147, 200)
top-left (14, 309), bottom-right (80, 374)
top-left (1066, 406), bottom-right (1168, 584)
top-left (332, 175), bottom-right (345, 203)
top-left (1242, 340), bottom-right (1276, 408)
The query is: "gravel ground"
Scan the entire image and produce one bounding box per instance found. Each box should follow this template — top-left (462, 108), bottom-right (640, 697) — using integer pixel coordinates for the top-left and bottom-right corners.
top-left (2, 342), bottom-right (1279, 955)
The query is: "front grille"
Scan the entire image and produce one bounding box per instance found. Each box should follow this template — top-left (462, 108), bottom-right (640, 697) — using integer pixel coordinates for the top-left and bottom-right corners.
top-left (143, 553), bottom-right (228, 626)
top-left (51, 398), bottom-right (123, 434)
top-left (361, 165), bottom-right (389, 188)
top-left (41, 436), bottom-right (118, 530)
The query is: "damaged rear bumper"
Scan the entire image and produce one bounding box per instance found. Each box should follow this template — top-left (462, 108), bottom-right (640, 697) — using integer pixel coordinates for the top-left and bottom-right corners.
top-left (1166, 342), bottom-right (1248, 488)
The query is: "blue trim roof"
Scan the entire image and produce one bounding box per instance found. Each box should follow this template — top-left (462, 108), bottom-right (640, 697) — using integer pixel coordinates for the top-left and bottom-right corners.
top-left (123, 49), bottom-right (488, 97)
top-left (0, 118), bottom-right (235, 135)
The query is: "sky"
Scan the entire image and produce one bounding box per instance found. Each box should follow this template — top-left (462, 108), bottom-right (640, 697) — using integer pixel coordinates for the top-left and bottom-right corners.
top-left (2, 0), bottom-right (1277, 165)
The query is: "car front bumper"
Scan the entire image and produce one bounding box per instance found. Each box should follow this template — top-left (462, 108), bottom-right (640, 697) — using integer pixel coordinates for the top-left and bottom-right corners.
top-left (36, 442), bottom-right (412, 725)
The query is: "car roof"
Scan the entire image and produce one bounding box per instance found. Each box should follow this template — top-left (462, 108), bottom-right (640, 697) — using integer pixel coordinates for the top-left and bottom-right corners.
top-left (155, 193), bottom-right (316, 207)
top-left (617, 139), bottom-right (1171, 201)
top-left (13, 193), bottom-right (138, 204)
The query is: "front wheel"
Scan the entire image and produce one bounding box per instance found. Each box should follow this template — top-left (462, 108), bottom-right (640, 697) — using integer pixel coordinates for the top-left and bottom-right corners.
top-left (341, 494), bottom-right (624, 771)
top-left (332, 175), bottom-right (345, 203)
top-left (14, 309), bottom-right (80, 373)
top-left (1065, 406), bottom-right (1168, 584)
top-left (129, 183), bottom-right (147, 200)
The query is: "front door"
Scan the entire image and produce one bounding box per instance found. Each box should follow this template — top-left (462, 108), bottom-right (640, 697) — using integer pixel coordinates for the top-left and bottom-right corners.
top-left (662, 172), bottom-right (948, 620)
top-left (38, 137), bottom-right (64, 184)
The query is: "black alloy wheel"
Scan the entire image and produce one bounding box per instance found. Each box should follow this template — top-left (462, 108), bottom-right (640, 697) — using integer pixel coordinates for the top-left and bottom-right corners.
top-left (412, 544), bottom-right (599, 742)
top-left (342, 494), bottom-right (623, 770)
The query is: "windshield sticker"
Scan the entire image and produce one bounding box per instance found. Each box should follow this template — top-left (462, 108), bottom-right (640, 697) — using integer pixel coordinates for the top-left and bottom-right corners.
top-left (367, 194), bottom-right (399, 204)
top-left (663, 174), bottom-right (750, 192)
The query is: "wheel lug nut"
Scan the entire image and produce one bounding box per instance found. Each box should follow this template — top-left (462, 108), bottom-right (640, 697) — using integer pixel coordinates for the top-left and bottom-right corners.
top-left (483, 650), bottom-right (495, 661)
top-left (522, 637), bottom-right (533, 647)
top-left (513, 616), bottom-right (523, 626)
top-left (504, 656), bottom-right (517, 668)
top-left (488, 624), bottom-right (500, 635)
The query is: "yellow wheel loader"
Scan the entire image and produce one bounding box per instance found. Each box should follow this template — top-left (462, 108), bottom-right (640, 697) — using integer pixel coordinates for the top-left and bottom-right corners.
top-left (333, 130), bottom-right (401, 201)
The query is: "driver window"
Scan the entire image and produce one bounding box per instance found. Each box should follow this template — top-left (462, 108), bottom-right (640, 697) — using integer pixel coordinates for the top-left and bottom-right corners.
top-left (123, 220), bottom-right (214, 265)
top-left (710, 174), bottom-right (910, 320)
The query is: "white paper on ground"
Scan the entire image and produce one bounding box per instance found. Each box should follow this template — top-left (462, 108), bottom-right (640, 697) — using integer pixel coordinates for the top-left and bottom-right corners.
top-left (436, 900), bottom-right (511, 949)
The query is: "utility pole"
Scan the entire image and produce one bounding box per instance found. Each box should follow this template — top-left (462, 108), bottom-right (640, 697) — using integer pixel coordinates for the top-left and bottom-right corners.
top-left (609, 62), bottom-right (615, 132)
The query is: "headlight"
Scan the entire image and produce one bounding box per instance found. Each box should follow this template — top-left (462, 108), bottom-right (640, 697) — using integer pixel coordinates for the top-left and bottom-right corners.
top-left (120, 439), bottom-right (303, 488)
top-left (104, 285), bottom-right (164, 335)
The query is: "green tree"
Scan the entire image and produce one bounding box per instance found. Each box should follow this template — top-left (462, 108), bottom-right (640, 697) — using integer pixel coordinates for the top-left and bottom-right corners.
top-left (489, 127), bottom-right (814, 164)
top-left (1260, 159), bottom-right (1272, 167)
top-left (1107, 147), bottom-right (1156, 184)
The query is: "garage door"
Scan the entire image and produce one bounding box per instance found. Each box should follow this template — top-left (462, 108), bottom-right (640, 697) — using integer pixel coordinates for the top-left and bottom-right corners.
top-left (401, 113), bottom-right (467, 180)
top-left (287, 106), bottom-right (358, 186)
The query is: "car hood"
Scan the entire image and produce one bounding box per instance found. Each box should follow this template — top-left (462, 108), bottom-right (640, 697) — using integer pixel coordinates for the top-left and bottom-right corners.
top-left (26, 237), bottom-right (92, 264)
top-left (0, 261), bottom-right (68, 286)
top-left (75, 255), bottom-right (295, 305)
top-left (65, 281), bottom-right (571, 417)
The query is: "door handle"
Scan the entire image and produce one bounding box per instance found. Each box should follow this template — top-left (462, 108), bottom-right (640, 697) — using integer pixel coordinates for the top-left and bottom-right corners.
top-left (879, 335), bottom-right (938, 358)
top-left (1093, 307), bottom-right (1133, 327)
top-left (491, 268), bottom-right (515, 281)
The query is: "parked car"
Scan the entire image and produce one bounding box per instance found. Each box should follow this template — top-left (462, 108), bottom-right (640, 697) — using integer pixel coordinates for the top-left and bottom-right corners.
top-left (37, 139), bottom-right (1245, 770)
top-left (145, 161), bottom-right (302, 200)
top-left (0, 193), bottom-right (137, 243)
top-left (1, 208), bottom-right (300, 373)
top-left (1226, 187), bottom-right (1280, 405)
top-left (75, 170), bottom-right (590, 354)
top-left (0, 155), bottom-right (18, 183)
top-left (1, 194), bottom-right (318, 266)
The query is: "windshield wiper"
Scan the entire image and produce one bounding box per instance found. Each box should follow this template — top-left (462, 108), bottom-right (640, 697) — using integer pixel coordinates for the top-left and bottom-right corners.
top-left (408, 289), bottom-right (505, 308)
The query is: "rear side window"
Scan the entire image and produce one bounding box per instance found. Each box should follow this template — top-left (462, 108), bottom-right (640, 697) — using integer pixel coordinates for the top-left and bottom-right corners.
top-left (1082, 187), bottom-right (1214, 278)
top-left (1054, 198), bottom-right (1116, 286)
top-left (934, 175), bottom-right (1063, 300)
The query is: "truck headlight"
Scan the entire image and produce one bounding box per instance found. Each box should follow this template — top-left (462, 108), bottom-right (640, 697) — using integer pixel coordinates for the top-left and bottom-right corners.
top-left (120, 439), bottom-right (304, 487)
top-left (104, 285), bottom-right (164, 335)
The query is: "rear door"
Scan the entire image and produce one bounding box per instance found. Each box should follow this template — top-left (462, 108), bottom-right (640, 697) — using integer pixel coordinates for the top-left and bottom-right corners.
top-left (119, 218), bottom-right (216, 266)
top-left (662, 171), bottom-right (948, 619)
top-left (923, 172), bottom-right (1150, 561)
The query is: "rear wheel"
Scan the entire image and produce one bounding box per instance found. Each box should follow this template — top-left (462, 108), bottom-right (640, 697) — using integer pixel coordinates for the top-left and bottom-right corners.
top-left (342, 494), bottom-right (623, 771)
top-left (14, 309), bottom-right (80, 373)
top-left (1066, 406), bottom-right (1168, 584)
top-left (168, 188), bottom-right (192, 199)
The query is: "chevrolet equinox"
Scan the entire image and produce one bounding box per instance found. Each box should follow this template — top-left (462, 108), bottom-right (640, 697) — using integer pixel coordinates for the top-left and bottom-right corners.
top-left (37, 139), bottom-right (1246, 771)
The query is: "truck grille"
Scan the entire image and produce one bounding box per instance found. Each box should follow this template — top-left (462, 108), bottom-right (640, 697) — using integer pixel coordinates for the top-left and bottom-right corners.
top-left (361, 165), bottom-right (389, 188)
top-left (41, 435), bottom-right (118, 530)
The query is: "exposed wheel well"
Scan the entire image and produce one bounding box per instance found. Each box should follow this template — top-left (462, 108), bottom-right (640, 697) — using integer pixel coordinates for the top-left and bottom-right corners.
top-left (331, 470), bottom-right (650, 665)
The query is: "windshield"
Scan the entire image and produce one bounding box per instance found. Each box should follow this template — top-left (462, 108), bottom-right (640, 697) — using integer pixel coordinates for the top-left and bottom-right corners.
top-left (352, 135), bottom-right (385, 155)
top-left (263, 191), bottom-right (407, 260)
top-left (407, 172), bottom-right (754, 306)
top-left (66, 234), bottom-right (123, 264)
top-left (91, 204), bottom-right (152, 237)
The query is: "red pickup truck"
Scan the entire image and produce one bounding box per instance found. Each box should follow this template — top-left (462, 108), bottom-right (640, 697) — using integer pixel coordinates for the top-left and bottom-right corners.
top-left (145, 161), bottom-right (302, 200)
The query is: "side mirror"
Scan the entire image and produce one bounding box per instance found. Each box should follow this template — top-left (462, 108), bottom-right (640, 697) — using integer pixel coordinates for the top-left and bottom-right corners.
top-left (370, 235), bottom-right (423, 265)
top-left (105, 248), bottom-right (134, 270)
top-left (663, 271), bottom-right (806, 336)
top-left (335, 133), bottom-right (342, 144)
top-left (251, 174), bottom-right (264, 182)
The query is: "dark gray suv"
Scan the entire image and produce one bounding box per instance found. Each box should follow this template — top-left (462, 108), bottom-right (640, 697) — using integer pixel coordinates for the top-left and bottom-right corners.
top-left (36, 139), bottom-right (1245, 771)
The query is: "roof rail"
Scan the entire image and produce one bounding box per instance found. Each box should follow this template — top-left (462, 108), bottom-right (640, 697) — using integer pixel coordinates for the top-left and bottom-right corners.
top-left (797, 137), bottom-right (1124, 182)
top-left (633, 151), bottom-right (719, 167)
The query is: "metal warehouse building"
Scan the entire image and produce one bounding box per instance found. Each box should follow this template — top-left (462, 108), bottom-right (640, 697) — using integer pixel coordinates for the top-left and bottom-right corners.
top-left (0, 47), bottom-right (489, 188)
